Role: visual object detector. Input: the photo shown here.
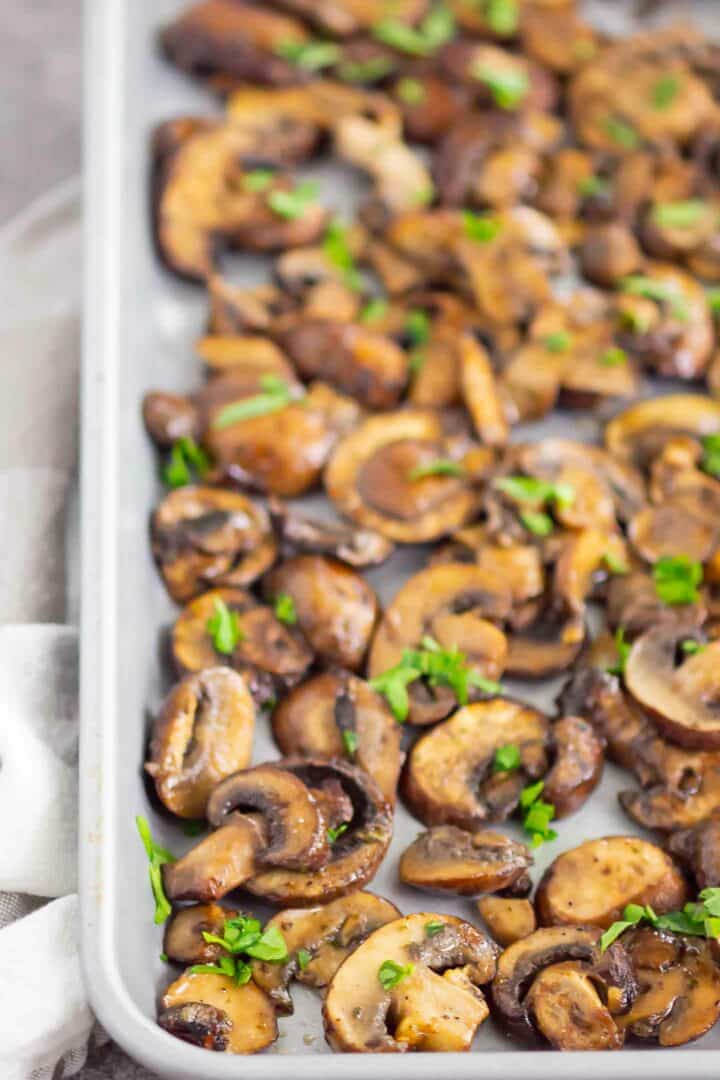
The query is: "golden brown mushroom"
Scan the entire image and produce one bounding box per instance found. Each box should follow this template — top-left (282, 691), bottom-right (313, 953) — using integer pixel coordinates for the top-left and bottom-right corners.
top-left (268, 497), bottom-right (394, 567)
top-left (543, 715), bottom-right (604, 819)
top-left (163, 903), bottom-right (239, 966)
top-left (158, 969), bottom-right (277, 1054)
top-left (605, 394), bottom-right (720, 468)
top-left (476, 896), bottom-right (536, 947)
top-left (667, 816), bottom-right (720, 890)
top-left (399, 827), bottom-right (532, 896)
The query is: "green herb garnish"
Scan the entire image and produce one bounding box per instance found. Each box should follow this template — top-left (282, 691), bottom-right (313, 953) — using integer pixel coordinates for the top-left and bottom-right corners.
top-left (369, 663), bottom-right (421, 722)
top-left (360, 298), bottom-right (389, 323)
top-left (212, 374), bottom-right (297, 430)
top-left (323, 218), bottom-right (362, 291)
top-left (653, 555), bottom-right (703, 606)
top-left (653, 200), bottom-right (708, 229)
top-left (606, 626), bottom-right (631, 677)
top-left (600, 346), bottom-right (627, 367)
top-left (463, 210), bottom-right (502, 243)
top-left (342, 729), bottom-right (359, 756)
top-left (604, 550), bottom-right (629, 575)
top-left (620, 275), bottom-right (688, 321)
top-left (600, 903), bottom-right (655, 952)
top-left (190, 954), bottom-right (252, 985)
top-left (136, 816), bottom-right (175, 925)
top-left (544, 331), bottom-right (572, 353)
top-left (520, 510), bottom-right (554, 537)
top-left (652, 73), bottom-right (680, 109)
top-left (601, 890), bottom-right (720, 951)
top-left (202, 915), bottom-right (288, 964)
top-left (494, 475), bottom-right (575, 510)
top-left (243, 168), bottom-right (275, 193)
top-left (267, 179), bottom-right (320, 221)
top-left (206, 596), bottom-right (243, 654)
top-left (701, 433), bottom-right (720, 477)
top-left (494, 744), bottom-right (521, 773)
top-left (425, 920), bottom-right (446, 937)
top-left (604, 116), bottom-right (639, 149)
top-left (276, 39), bottom-right (341, 71)
top-left (405, 308), bottom-right (431, 346)
top-left (409, 458), bottom-right (466, 480)
top-left (327, 823), bottom-right (349, 843)
top-left (396, 76), bottom-right (426, 104)
top-left (372, 4), bottom-right (454, 55)
top-left (473, 65), bottom-right (529, 109)
top-left (297, 947), bottom-right (311, 970)
top-left (681, 639), bottom-right (706, 656)
top-left (707, 289), bottom-right (720, 315)
top-left (162, 437), bottom-right (210, 489)
top-left (519, 781), bottom-right (557, 848)
top-left (338, 56), bottom-right (395, 83)
top-left (274, 593), bottom-right (297, 626)
top-left (485, 0), bottom-right (519, 35)
top-left (577, 175), bottom-right (610, 199)
top-left (378, 959), bottom-right (415, 989)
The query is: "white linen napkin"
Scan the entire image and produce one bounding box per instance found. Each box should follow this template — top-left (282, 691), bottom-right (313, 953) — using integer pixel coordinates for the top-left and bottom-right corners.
top-left (0, 179), bottom-right (97, 1079)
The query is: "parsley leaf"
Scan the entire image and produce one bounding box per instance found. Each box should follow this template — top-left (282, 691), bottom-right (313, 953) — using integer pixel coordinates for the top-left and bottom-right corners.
top-left (604, 116), bottom-right (639, 149)
top-left (485, 0), bottom-right (519, 35)
top-left (494, 743), bottom-right (521, 773)
top-left (409, 458), bottom-right (466, 480)
top-left (323, 218), bottom-right (362, 291)
top-left (425, 920), bottom-right (445, 937)
top-left (342, 729), bottom-right (359, 756)
top-left (206, 596), bottom-right (243, 655)
top-left (494, 475), bottom-right (575, 510)
top-left (372, 4), bottom-right (454, 55)
top-left (701, 433), bottom-right (720, 478)
top-left (653, 556), bottom-right (703, 606)
top-left (369, 662), bottom-right (421, 722)
top-left (577, 175), bottom-right (610, 199)
top-left (653, 200), bottom-right (708, 229)
top-left (327, 823), bottom-right (349, 843)
top-left (473, 65), bottom-right (529, 109)
top-left (190, 955), bottom-right (251, 984)
top-left (620, 275), bottom-right (689, 321)
top-left (136, 815), bottom-right (175, 925)
top-left (604, 550), bottom-right (629, 575)
top-left (378, 959), bottom-right (414, 989)
top-left (681, 639), bottom-right (706, 656)
top-left (606, 626), bottom-right (631, 676)
top-left (396, 77), bottom-right (426, 104)
top-left (297, 947), bottom-right (312, 970)
top-left (212, 374), bottom-right (297, 429)
top-left (360, 297), bottom-right (389, 323)
top-left (600, 903), bottom-right (652, 951)
top-left (544, 331), bottom-right (572, 353)
top-left (519, 781), bottom-right (557, 847)
top-left (274, 593), bottom-right (297, 625)
top-left (337, 56), bottom-right (395, 83)
top-left (652, 73), bottom-right (680, 109)
top-left (243, 168), bottom-right (275, 193)
top-left (405, 308), bottom-right (431, 346)
top-left (520, 510), bottom-right (554, 537)
top-left (276, 39), bottom-right (340, 70)
top-left (201, 915), bottom-right (288, 965)
top-left (707, 289), bottom-right (720, 316)
top-left (463, 210), bottom-right (502, 243)
top-left (267, 180), bottom-right (319, 221)
top-left (162, 437), bottom-right (210, 489)
top-left (600, 346), bottom-right (627, 367)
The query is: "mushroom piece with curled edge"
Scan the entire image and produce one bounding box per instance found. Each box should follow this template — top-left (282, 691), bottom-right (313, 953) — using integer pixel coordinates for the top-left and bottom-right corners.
top-left (150, 486), bottom-right (277, 603)
top-left (158, 969), bottom-right (278, 1054)
top-left (535, 836), bottom-right (689, 930)
top-left (667, 817), bottom-right (720, 890)
top-left (151, 117), bottom-right (326, 282)
top-left (262, 554), bottom-right (379, 671)
top-left (266, 0), bottom-right (428, 36)
top-left (402, 699), bottom-right (550, 829)
top-left (624, 627), bottom-right (720, 749)
top-left (226, 82), bottom-right (402, 139)
top-left (476, 897), bottom-right (536, 947)
top-left (605, 394), bottom-right (720, 469)
top-left (367, 562), bottom-right (510, 725)
top-left (163, 903), bottom-right (239, 966)
top-left (543, 715), bottom-right (604, 819)
top-left (605, 570), bottom-right (706, 639)
top-left (271, 671), bottom-right (402, 804)
top-left (323, 912), bottom-right (498, 1053)
top-left (580, 223), bottom-right (643, 288)
top-left (458, 334), bottom-right (508, 447)
top-left (491, 925), bottom-right (637, 1049)
top-left (324, 411), bottom-right (481, 544)
top-left (142, 391), bottom-right (199, 449)
top-left (251, 892), bottom-right (401, 1014)
top-left (171, 587), bottom-right (313, 703)
top-left (640, 198), bottom-right (720, 281)
top-left (334, 114), bottom-right (434, 215)
top-left (399, 827), bottom-right (533, 897)
top-left (145, 668), bottom-right (255, 819)
top-left (619, 927), bottom-right (720, 1047)
top-left (268, 497), bottom-right (394, 568)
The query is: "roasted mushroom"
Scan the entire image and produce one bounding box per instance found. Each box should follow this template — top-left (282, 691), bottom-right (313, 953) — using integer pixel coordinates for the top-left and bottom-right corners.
top-left (605, 394), bottom-right (720, 468)
top-left (667, 816), bottom-right (720, 890)
top-left (143, 391), bottom-right (199, 448)
top-left (399, 827), bottom-right (532, 897)
top-left (252, 891), bottom-right (401, 1013)
top-left (476, 897), bottom-right (536, 947)
top-left (163, 902), bottom-right (239, 966)
top-left (163, 816), bottom-right (263, 902)
top-left (159, 968), bottom-right (277, 1054)
top-left (323, 912), bottom-right (498, 1052)
top-left (268, 497), bottom-right (394, 567)
top-left (271, 671), bottom-right (402, 803)
top-left (150, 487), bottom-right (277, 602)
top-left (402, 699), bottom-right (550, 828)
top-left (535, 836), bottom-right (689, 930)
top-left (491, 925), bottom-right (636, 1047)
top-left (145, 668), bottom-right (256, 819)
top-left (262, 555), bottom-right (378, 671)
top-left (543, 716), bottom-right (604, 819)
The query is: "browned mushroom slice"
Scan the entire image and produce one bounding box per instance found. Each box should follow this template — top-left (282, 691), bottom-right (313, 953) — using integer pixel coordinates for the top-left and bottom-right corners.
top-left (535, 836), bottom-right (689, 930)
top-left (476, 896), bottom-right (536, 947)
top-left (171, 588), bottom-right (313, 698)
top-left (207, 276), bottom-right (290, 335)
top-left (269, 0), bottom-right (428, 36)
top-left (262, 555), bottom-right (378, 671)
top-left (625, 627), bottom-right (720, 749)
top-left (226, 82), bottom-right (402, 138)
top-left (279, 319), bottom-right (408, 409)
top-left (199, 377), bottom-right (360, 497)
top-left (667, 817), bottom-right (720, 889)
top-left (543, 716), bottom-right (604, 819)
top-left (151, 487), bottom-right (277, 603)
top-left (245, 758), bottom-right (393, 905)
top-left (268, 497), bottom-right (394, 567)
top-left (143, 391), bottom-right (199, 449)
top-left (580, 223), bottom-right (643, 287)
top-left (640, 198), bottom-right (720, 275)
top-left (335, 114), bottom-right (434, 214)
top-left (439, 41), bottom-right (557, 114)
top-left (252, 891), bottom-right (401, 1013)
top-left (159, 0), bottom-right (310, 92)
top-left (163, 903), bottom-right (239, 966)
top-left (145, 668), bottom-right (255, 819)
top-left (399, 827), bottom-right (532, 896)
top-left (527, 962), bottom-right (625, 1050)
top-left (195, 334), bottom-right (294, 379)
top-left (521, 6), bottom-right (599, 75)
top-left (620, 927), bottom-right (720, 1047)
top-left (459, 334), bottom-right (508, 447)
top-left (207, 763), bottom-right (329, 870)
top-left (152, 118), bottom-right (325, 281)
top-left (491, 925), bottom-right (636, 1044)
top-left (323, 912), bottom-right (498, 1052)
top-left (163, 817), bottom-right (263, 902)
top-left (271, 672), bottom-right (402, 803)
top-left (391, 73), bottom-right (466, 146)
top-left (605, 394), bottom-right (720, 468)
top-left (402, 699), bottom-right (550, 829)
top-left (606, 571), bottom-right (705, 639)
top-left (325, 411), bottom-right (480, 544)
top-left (159, 969), bottom-right (277, 1054)
top-left (568, 26), bottom-right (715, 154)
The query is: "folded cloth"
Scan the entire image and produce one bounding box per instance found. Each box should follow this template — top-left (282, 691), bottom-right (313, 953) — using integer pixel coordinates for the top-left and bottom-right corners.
top-left (0, 180), bottom-right (98, 1079)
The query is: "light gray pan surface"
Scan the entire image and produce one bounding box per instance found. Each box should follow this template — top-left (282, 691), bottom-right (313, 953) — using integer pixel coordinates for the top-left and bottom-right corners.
top-left (80, 2), bottom-right (720, 1077)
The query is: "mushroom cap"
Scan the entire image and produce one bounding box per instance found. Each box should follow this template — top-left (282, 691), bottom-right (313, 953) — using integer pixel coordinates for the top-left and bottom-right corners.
top-left (323, 912), bottom-right (497, 1053)
top-left (159, 968), bottom-right (277, 1054)
top-left (252, 891), bottom-right (401, 1013)
top-left (399, 826), bottom-right (532, 896)
top-left (605, 394), bottom-right (720, 468)
top-left (162, 818), bottom-right (263, 903)
top-left (402, 699), bottom-right (550, 829)
top-left (476, 896), bottom-right (536, 947)
top-left (526, 962), bottom-right (625, 1050)
top-left (535, 835), bottom-right (689, 929)
top-left (145, 667), bottom-right (256, 819)
top-left (151, 486), bottom-right (277, 603)
top-left (271, 671), bottom-right (403, 804)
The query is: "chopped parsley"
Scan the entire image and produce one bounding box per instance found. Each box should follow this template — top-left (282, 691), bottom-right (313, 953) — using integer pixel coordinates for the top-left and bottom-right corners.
top-left (211, 374), bottom-right (298, 429)
top-left (274, 593), bottom-right (297, 626)
top-left (190, 954), bottom-right (252, 985)
top-left (162, 437), bottom-right (210, 489)
top-left (327, 823), bottom-right (349, 843)
top-left (520, 510), bottom-right (554, 537)
top-left (424, 920), bottom-right (446, 937)
top-left (396, 77), bottom-right (426, 104)
top-left (378, 959), bottom-right (414, 989)
top-left (409, 458), bottom-right (466, 480)
top-left (206, 596), bottom-right (243, 654)
top-left (360, 297), bottom-right (389, 323)
top-left (337, 56), bottom-right (395, 83)
top-left (544, 331), bottom-right (572, 353)
top-left (620, 275), bottom-right (689, 321)
top-left (463, 210), bottom-right (502, 243)
top-left (494, 743), bottom-right (521, 773)
top-left (606, 626), bottom-right (631, 677)
top-left (136, 815), bottom-right (175, 925)
top-left (519, 781), bottom-right (557, 848)
top-left (473, 65), bottom-right (529, 109)
top-left (494, 475), bottom-right (575, 510)
top-left (600, 346), bottom-right (627, 367)
top-left (297, 947), bottom-right (312, 970)
top-left (276, 39), bottom-right (340, 71)
top-left (653, 556), bottom-right (703, 606)
top-left (342, 729), bottom-right (359, 756)
top-left (604, 550), bottom-right (629, 575)
top-left (267, 180), bottom-right (319, 221)
top-left (577, 175), bottom-right (610, 199)
top-left (681, 639), bottom-right (706, 656)
top-left (201, 915), bottom-right (288, 964)
top-left (405, 308), bottom-right (431, 346)
top-left (601, 890), bottom-right (720, 951)
top-left (604, 116), bottom-right (639, 150)
top-left (707, 289), bottom-right (720, 315)
top-left (652, 73), bottom-right (680, 109)
top-left (484, 0), bottom-right (519, 35)
top-left (323, 218), bottom-right (362, 291)
top-left (701, 433), bottom-right (720, 477)
top-left (653, 200), bottom-right (708, 229)
top-left (243, 168), bottom-right (275, 193)
top-left (372, 4), bottom-right (455, 55)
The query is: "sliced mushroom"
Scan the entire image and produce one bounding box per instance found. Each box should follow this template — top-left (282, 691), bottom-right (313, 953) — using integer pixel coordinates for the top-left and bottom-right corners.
top-left (195, 333), bottom-right (294, 378)
top-left (252, 891), bottom-right (401, 1013)
top-left (399, 827), bottom-right (532, 897)
top-left (535, 836), bottom-right (689, 930)
top-left (145, 668), bottom-right (255, 819)
top-left (163, 817), bottom-right (263, 902)
top-left (159, 968), bottom-right (277, 1054)
top-left (476, 897), bottom-right (536, 947)
top-left (667, 816), bottom-right (720, 889)
top-left (606, 571), bottom-right (705, 639)
top-left (335, 114), bottom-right (434, 214)
top-left (151, 487), bottom-right (277, 603)
top-left (207, 763), bottom-right (329, 870)
top-left (323, 912), bottom-right (498, 1052)
top-left (491, 925), bottom-right (636, 1045)
top-left (325, 411), bottom-right (480, 543)
top-left (402, 699), bottom-right (550, 828)
top-left (543, 716), bottom-right (604, 819)
top-left (580, 223), bottom-right (643, 287)
top-left (271, 671), bottom-right (402, 803)
top-left (521, 5), bottom-right (599, 75)
top-left (625, 627), bottom-right (720, 749)
top-left (143, 391), bottom-right (199, 449)
top-left (270, 0), bottom-right (427, 37)
top-left (262, 555), bottom-right (378, 671)
top-left (163, 903), bottom-right (239, 966)
top-left (268, 497), bottom-right (394, 567)
top-left (459, 334), bottom-right (508, 447)
top-left (605, 394), bottom-right (720, 468)
top-left (246, 758), bottom-right (393, 906)
top-left (620, 927), bottom-right (720, 1047)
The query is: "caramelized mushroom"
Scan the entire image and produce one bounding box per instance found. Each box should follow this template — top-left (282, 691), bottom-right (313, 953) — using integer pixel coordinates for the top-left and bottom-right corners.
top-left (476, 897), bottom-right (536, 947)
top-left (268, 497), bottom-right (394, 567)
top-left (605, 394), bottom-right (720, 468)
top-left (252, 891), bottom-right (400, 1013)
top-left (335, 114), bottom-right (434, 213)
top-left (163, 902), bottom-right (239, 966)
top-left (402, 699), bottom-right (550, 828)
top-left (151, 487), bottom-right (277, 602)
top-left (399, 827), bottom-right (532, 897)
top-left (323, 912), bottom-right (498, 1052)
top-left (145, 668), bottom-right (255, 819)
top-left (163, 817), bottom-right (263, 902)
top-left (667, 816), bottom-right (720, 889)
top-left (262, 555), bottom-right (378, 671)
top-left (143, 391), bottom-right (199, 448)
top-left (535, 836), bottom-right (688, 930)
top-left (271, 671), bottom-right (402, 803)
top-left (543, 715), bottom-right (604, 819)
top-left (159, 968), bottom-right (277, 1054)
